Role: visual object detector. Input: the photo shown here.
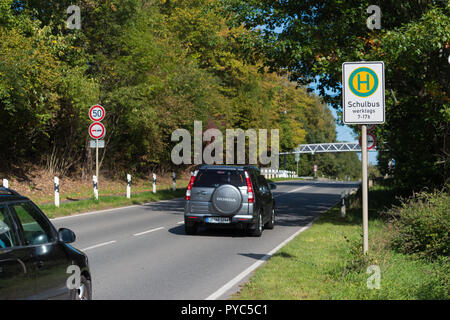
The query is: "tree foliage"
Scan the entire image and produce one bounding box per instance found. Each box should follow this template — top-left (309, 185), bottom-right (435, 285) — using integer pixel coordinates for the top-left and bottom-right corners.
top-left (224, 0), bottom-right (449, 190)
top-left (0, 0), bottom-right (360, 179)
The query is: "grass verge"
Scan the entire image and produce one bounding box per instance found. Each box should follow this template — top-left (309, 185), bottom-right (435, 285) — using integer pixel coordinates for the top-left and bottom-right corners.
top-left (232, 185), bottom-right (449, 300)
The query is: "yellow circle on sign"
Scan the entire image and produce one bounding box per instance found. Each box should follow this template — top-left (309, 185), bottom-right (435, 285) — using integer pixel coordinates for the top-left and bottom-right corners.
top-left (348, 67), bottom-right (379, 97)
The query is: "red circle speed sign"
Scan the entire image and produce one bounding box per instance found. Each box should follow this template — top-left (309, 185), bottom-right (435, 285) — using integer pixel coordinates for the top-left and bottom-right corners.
top-left (359, 133), bottom-right (377, 150)
top-left (89, 122), bottom-right (106, 140)
top-left (89, 105), bottom-right (105, 122)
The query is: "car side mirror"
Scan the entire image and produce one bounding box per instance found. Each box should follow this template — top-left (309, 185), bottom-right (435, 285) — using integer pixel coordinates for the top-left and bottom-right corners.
top-left (268, 183), bottom-right (277, 190)
top-left (58, 228), bottom-right (76, 244)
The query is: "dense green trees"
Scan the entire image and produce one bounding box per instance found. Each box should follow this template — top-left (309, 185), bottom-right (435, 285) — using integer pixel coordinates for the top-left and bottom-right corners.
top-left (0, 0), bottom-right (360, 179)
top-left (224, 0), bottom-right (449, 190)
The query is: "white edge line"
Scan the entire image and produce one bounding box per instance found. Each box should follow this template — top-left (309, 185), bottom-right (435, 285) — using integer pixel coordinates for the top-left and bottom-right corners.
top-left (133, 226), bottom-right (165, 236)
top-left (177, 221), bottom-right (184, 224)
top-left (81, 240), bottom-right (116, 251)
top-left (50, 197), bottom-right (184, 222)
top-left (205, 218), bottom-right (317, 300)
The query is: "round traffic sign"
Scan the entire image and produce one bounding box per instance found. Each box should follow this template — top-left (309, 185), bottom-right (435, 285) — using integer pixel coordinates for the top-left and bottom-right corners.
top-left (89, 105), bottom-right (105, 122)
top-left (89, 122), bottom-right (106, 140)
top-left (348, 67), bottom-right (379, 97)
top-left (359, 133), bottom-right (376, 150)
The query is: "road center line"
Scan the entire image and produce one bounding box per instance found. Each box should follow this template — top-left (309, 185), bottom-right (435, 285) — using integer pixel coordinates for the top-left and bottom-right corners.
top-left (81, 240), bottom-right (116, 251)
top-left (273, 185), bottom-right (310, 198)
top-left (133, 227), bottom-right (165, 236)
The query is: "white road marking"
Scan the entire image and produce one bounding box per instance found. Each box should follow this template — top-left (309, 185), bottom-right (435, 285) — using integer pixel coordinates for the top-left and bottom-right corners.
top-left (177, 221), bottom-right (184, 224)
top-left (50, 197), bottom-right (184, 222)
top-left (133, 227), bottom-right (165, 236)
top-left (273, 185), bottom-right (310, 198)
top-left (81, 240), bottom-right (116, 251)
top-left (205, 218), bottom-right (317, 300)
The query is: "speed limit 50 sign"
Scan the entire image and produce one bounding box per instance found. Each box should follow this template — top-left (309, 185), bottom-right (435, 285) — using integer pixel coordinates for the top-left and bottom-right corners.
top-left (89, 105), bottom-right (105, 122)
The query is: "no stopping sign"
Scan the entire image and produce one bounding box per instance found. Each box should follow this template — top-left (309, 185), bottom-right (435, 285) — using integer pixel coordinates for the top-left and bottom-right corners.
top-left (89, 122), bottom-right (106, 140)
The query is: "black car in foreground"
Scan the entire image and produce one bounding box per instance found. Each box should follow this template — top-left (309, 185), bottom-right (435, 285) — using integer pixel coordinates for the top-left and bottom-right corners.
top-left (184, 165), bottom-right (277, 236)
top-left (0, 187), bottom-right (91, 300)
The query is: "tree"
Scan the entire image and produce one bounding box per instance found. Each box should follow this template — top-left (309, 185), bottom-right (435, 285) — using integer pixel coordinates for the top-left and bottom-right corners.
top-left (225, 0), bottom-right (450, 190)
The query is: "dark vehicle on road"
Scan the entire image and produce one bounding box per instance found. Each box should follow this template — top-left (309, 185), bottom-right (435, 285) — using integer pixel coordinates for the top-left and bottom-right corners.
top-left (0, 187), bottom-right (91, 300)
top-left (184, 165), bottom-right (276, 236)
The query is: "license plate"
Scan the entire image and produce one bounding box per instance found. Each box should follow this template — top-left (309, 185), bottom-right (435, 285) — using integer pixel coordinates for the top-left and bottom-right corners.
top-left (205, 217), bottom-right (230, 224)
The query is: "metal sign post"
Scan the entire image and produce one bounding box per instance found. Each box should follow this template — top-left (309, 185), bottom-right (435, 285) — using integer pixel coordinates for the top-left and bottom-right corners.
top-left (96, 139), bottom-right (99, 183)
top-left (88, 105), bottom-right (106, 201)
top-left (343, 61), bottom-right (385, 255)
top-left (361, 125), bottom-right (369, 254)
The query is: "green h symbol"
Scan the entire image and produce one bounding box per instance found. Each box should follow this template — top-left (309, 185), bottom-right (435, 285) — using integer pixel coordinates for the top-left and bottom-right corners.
top-left (357, 73), bottom-right (370, 91)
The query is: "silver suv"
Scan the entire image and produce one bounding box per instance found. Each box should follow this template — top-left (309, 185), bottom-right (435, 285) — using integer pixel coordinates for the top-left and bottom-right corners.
top-left (184, 165), bottom-right (276, 236)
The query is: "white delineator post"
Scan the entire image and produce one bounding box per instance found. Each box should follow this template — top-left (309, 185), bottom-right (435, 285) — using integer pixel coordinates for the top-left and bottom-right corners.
top-left (127, 174), bottom-right (131, 199)
top-left (54, 177), bottom-right (60, 207)
top-left (153, 173), bottom-right (157, 194)
top-left (2, 179), bottom-right (8, 188)
top-left (93, 175), bottom-right (98, 200)
top-left (361, 124), bottom-right (369, 254)
top-left (172, 172), bottom-right (176, 191)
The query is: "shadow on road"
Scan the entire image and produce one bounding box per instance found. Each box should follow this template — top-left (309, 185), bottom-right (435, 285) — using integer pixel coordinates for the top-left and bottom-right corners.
top-left (238, 251), bottom-right (296, 261)
top-left (140, 199), bottom-right (185, 214)
top-left (168, 224), bottom-right (250, 238)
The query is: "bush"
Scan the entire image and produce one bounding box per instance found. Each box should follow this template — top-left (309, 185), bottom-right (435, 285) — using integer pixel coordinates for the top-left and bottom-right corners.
top-left (386, 189), bottom-right (450, 260)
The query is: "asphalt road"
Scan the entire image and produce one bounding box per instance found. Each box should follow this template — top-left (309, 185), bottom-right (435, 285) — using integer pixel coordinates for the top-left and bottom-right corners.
top-left (52, 180), bottom-right (359, 300)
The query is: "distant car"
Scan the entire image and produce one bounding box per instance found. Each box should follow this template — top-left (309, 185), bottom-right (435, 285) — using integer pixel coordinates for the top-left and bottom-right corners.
top-left (184, 165), bottom-right (276, 236)
top-left (0, 187), bottom-right (91, 300)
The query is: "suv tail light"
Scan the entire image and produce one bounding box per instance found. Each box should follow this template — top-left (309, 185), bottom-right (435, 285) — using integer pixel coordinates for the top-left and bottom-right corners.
top-left (244, 170), bottom-right (254, 203)
top-left (185, 171), bottom-right (197, 200)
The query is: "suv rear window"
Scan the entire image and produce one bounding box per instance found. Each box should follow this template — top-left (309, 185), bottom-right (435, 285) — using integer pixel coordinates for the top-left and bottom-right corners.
top-left (193, 169), bottom-right (246, 188)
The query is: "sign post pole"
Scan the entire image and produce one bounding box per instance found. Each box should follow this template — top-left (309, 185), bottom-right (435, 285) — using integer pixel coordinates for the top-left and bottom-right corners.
top-left (343, 61), bottom-right (385, 255)
top-left (361, 125), bottom-right (369, 254)
top-left (96, 139), bottom-right (99, 184)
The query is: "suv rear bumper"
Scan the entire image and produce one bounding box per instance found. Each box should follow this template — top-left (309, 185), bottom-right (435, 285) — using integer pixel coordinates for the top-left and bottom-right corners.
top-left (184, 213), bottom-right (256, 225)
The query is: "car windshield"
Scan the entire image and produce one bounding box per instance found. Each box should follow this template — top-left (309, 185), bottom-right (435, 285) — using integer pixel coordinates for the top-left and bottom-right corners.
top-left (193, 170), bottom-right (245, 188)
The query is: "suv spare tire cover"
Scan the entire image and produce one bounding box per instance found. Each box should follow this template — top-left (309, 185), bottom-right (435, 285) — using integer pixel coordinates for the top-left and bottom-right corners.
top-left (211, 184), bottom-right (243, 215)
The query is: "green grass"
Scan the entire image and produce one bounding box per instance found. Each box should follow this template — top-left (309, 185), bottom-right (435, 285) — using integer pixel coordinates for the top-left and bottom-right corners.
top-left (41, 188), bottom-right (186, 219)
top-left (232, 185), bottom-right (449, 300)
top-left (31, 178), bottom-right (190, 205)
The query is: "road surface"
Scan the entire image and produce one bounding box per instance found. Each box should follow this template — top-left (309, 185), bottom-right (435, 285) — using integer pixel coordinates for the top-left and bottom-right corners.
top-left (52, 180), bottom-right (358, 300)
